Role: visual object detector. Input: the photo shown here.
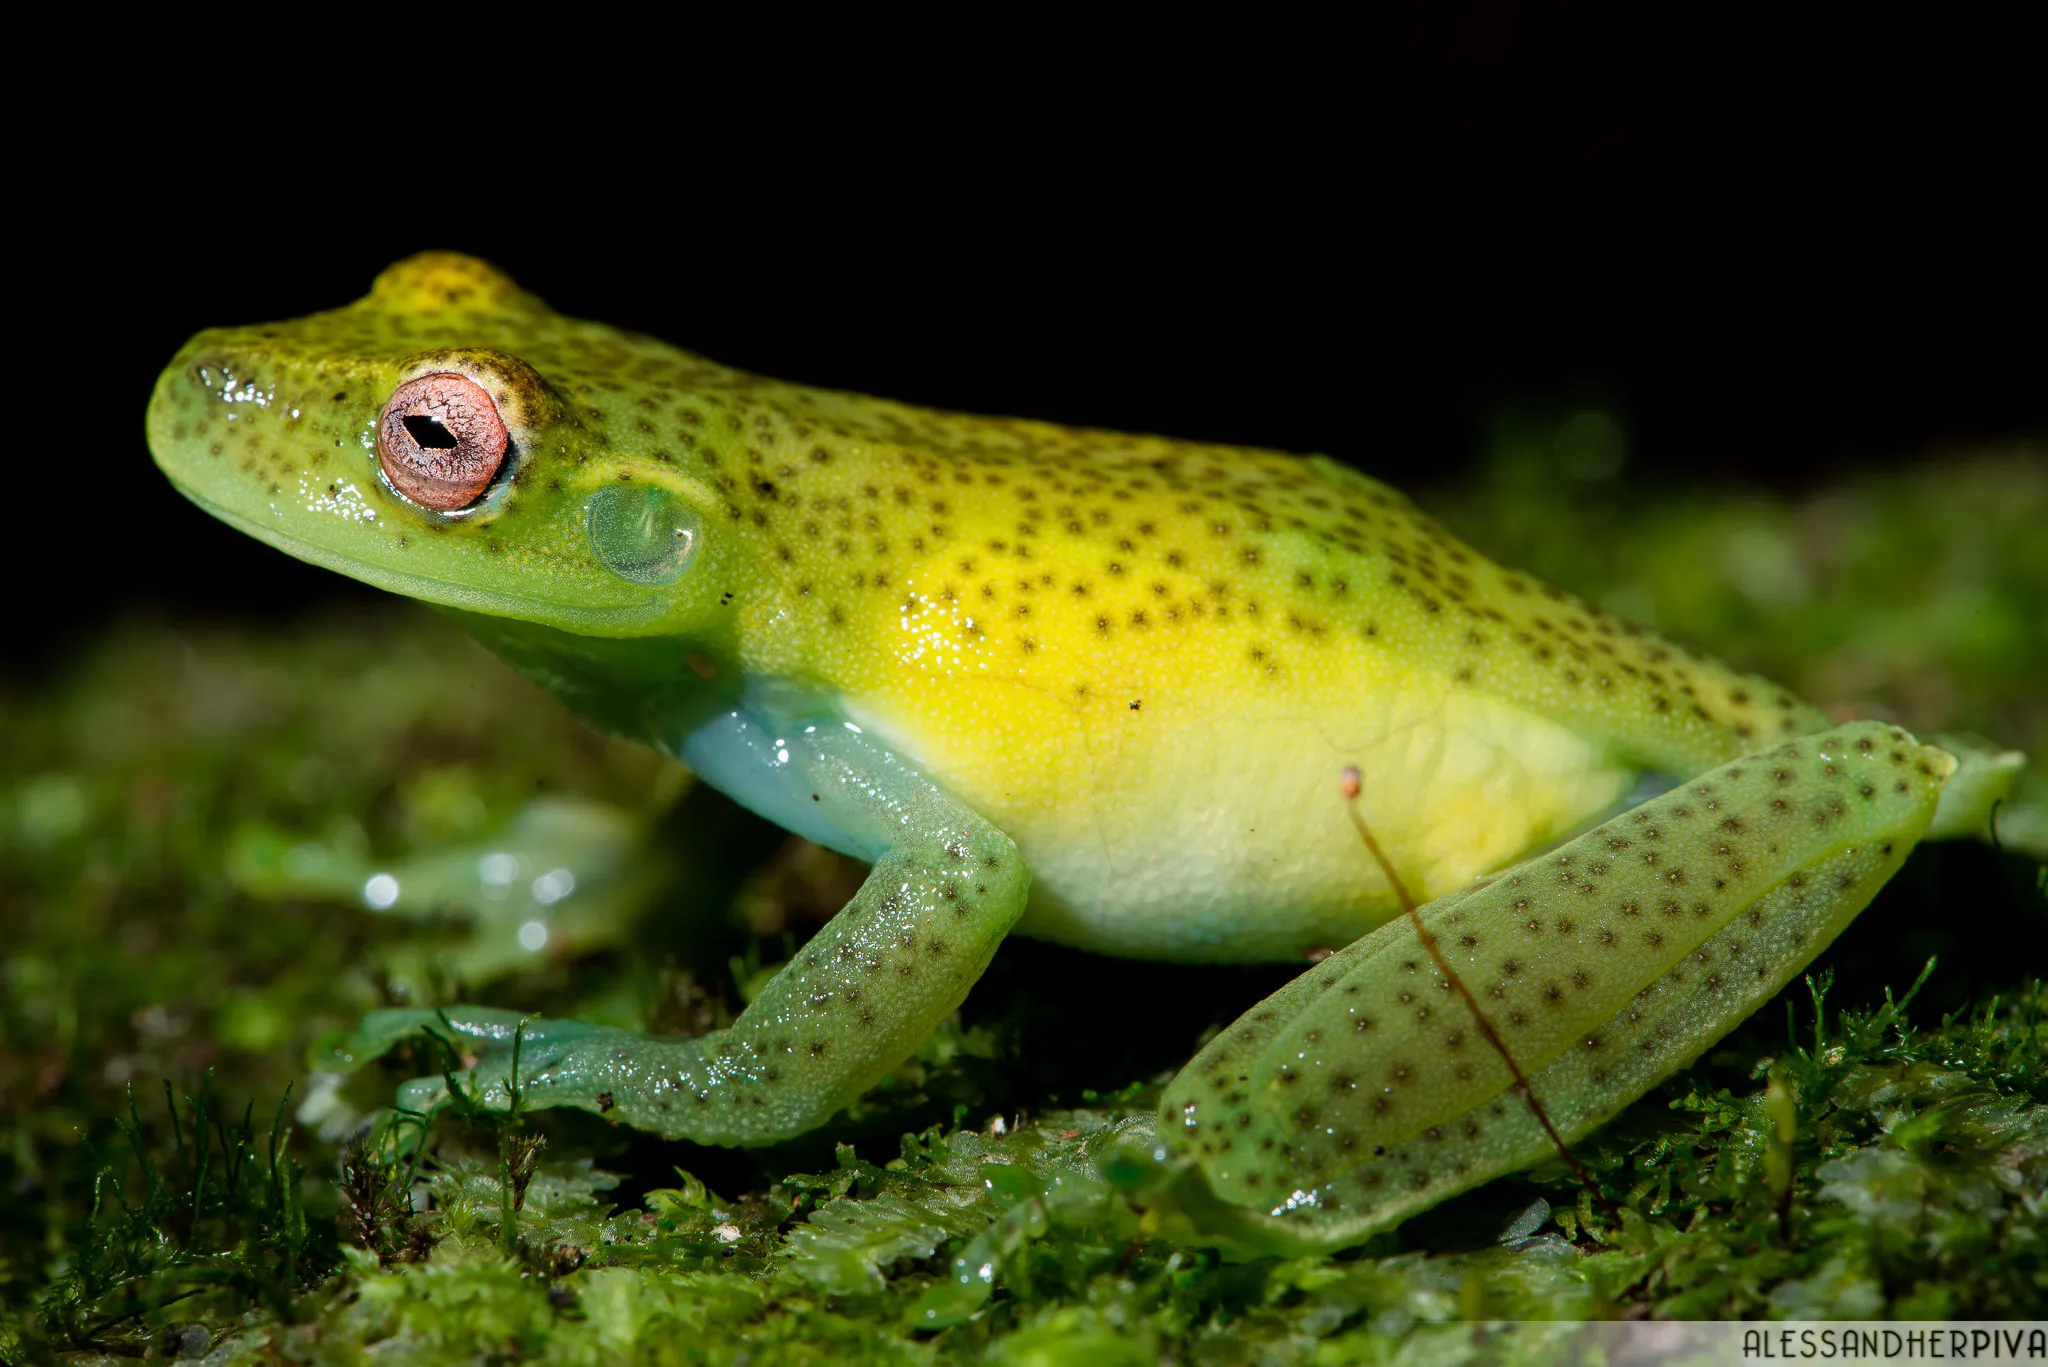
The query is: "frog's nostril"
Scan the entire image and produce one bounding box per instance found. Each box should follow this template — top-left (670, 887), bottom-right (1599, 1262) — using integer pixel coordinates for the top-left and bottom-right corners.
top-left (377, 373), bottom-right (509, 510)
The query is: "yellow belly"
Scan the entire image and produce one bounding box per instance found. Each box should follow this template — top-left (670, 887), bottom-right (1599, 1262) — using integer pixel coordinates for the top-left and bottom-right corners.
top-left (848, 651), bottom-right (1635, 963)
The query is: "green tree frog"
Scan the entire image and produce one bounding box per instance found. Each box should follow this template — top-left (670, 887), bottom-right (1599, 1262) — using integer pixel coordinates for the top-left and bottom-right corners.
top-left (145, 254), bottom-right (1987, 1252)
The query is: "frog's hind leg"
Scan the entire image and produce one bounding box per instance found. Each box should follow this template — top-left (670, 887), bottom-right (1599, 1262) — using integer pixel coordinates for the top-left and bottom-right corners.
top-left (1156, 721), bottom-right (1954, 1251)
top-left (330, 719), bottom-right (1030, 1147)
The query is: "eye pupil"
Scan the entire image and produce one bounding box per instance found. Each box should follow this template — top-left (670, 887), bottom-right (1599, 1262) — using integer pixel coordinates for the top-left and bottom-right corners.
top-left (402, 414), bottom-right (460, 449)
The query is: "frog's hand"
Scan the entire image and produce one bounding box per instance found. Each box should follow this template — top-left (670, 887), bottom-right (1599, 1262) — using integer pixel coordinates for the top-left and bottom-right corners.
top-left (317, 1007), bottom-right (623, 1119)
top-left (328, 718), bottom-right (1029, 1147)
top-left (1156, 721), bottom-right (1952, 1253)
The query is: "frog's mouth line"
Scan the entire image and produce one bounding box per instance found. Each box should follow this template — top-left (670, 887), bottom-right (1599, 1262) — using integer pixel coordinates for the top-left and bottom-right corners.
top-left (175, 487), bottom-right (664, 633)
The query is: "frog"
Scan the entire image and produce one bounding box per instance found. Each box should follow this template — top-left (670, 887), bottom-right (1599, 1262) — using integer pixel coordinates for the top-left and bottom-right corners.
top-left (145, 253), bottom-right (2006, 1253)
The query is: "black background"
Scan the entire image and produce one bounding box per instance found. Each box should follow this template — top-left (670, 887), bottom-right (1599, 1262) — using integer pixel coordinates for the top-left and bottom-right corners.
top-left (24, 8), bottom-right (2041, 675)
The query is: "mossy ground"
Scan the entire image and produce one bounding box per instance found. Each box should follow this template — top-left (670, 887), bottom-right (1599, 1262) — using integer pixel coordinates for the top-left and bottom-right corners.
top-left (4, 440), bottom-right (2043, 1362)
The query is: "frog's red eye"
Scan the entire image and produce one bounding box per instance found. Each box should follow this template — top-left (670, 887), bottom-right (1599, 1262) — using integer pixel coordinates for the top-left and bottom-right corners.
top-left (376, 373), bottom-right (509, 510)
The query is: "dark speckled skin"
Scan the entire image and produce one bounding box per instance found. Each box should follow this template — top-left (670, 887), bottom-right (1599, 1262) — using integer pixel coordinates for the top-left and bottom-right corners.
top-left (148, 253), bottom-right (1830, 962)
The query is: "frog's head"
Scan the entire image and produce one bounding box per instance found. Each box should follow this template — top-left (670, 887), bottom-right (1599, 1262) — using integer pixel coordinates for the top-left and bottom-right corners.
top-left (147, 254), bottom-right (743, 646)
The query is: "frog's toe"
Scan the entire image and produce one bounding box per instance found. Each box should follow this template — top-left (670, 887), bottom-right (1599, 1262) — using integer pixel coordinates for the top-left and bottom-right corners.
top-left (318, 1004), bottom-right (612, 1076)
top-left (436, 1017), bottom-right (656, 1120)
top-left (391, 1034), bottom-right (582, 1122)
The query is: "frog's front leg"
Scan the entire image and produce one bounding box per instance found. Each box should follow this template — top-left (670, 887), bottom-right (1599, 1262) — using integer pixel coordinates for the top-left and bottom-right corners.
top-left (334, 716), bottom-right (1029, 1146)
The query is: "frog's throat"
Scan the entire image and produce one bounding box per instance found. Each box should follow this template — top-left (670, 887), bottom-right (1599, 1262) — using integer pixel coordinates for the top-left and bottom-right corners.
top-left (175, 486), bottom-right (663, 632)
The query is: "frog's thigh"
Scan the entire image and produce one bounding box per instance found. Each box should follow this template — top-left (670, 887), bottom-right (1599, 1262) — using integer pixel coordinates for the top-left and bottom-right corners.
top-left (1156, 721), bottom-right (1952, 1251)
top-left (396, 719), bottom-right (1029, 1147)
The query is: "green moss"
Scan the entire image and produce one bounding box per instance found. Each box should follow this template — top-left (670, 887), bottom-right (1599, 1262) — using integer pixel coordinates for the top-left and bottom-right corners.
top-left (4, 450), bottom-right (2044, 1361)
